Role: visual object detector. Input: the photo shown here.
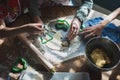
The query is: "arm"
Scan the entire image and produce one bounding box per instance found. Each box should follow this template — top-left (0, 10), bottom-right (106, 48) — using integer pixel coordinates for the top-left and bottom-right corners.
top-left (99, 7), bottom-right (120, 28)
top-left (81, 7), bottom-right (120, 38)
top-left (67, 0), bottom-right (93, 41)
top-left (28, 0), bottom-right (43, 24)
top-left (0, 20), bottom-right (44, 38)
top-left (0, 25), bottom-right (28, 38)
top-left (75, 0), bottom-right (93, 22)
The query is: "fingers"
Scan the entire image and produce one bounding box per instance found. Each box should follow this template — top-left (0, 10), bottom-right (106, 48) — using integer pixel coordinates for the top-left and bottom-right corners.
top-left (80, 28), bottom-right (92, 36)
top-left (84, 32), bottom-right (95, 38)
top-left (30, 27), bottom-right (44, 36)
top-left (66, 18), bottom-right (81, 41)
top-left (35, 26), bottom-right (45, 31)
top-left (27, 23), bottom-right (44, 35)
top-left (80, 27), bottom-right (98, 38)
top-left (67, 24), bottom-right (78, 40)
top-left (70, 28), bottom-right (78, 40)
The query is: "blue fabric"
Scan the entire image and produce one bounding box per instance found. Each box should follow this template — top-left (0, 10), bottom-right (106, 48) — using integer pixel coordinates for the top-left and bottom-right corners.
top-left (83, 17), bottom-right (120, 44)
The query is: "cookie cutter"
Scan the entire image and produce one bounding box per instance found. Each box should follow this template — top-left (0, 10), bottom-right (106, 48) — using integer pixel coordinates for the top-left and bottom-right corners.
top-left (40, 25), bottom-right (53, 44)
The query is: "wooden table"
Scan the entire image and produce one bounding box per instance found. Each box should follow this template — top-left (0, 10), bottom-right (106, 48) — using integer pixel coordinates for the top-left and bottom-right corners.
top-left (10, 5), bottom-right (120, 80)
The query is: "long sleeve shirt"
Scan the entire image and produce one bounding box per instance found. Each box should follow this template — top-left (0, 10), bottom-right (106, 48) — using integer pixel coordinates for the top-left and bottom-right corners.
top-left (74, 0), bottom-right (93, 22)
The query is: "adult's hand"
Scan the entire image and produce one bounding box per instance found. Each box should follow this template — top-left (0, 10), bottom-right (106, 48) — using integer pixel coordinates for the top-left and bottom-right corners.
top-left (67, 18), bottom-right (81, 41)
top-left (80, 23), bottom-right (104, 38)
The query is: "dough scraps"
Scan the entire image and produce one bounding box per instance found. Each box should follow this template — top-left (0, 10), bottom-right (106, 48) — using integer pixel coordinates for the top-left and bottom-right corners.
top-left (90, 48), bottom-right (110, 68)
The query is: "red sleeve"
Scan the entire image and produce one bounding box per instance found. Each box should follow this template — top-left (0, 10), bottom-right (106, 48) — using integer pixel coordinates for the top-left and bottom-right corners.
top-left (7, 0), bottom-right (21, 15)
top-left (7, 0), bottom-right (21, 22)
top-left (0, 6), bottom-right (8, 19)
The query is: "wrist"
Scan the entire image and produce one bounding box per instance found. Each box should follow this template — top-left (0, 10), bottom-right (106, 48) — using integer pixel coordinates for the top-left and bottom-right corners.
top-left (74, 17), bottom-right (83, 24)
top-left (73, 18), bottom-right (81, 27)
top-left (99, 20), bottom-right (109, 28)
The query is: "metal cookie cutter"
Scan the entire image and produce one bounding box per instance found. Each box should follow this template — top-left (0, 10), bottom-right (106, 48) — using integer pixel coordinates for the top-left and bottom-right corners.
top-left (40, 25), bottom-right (53, 44)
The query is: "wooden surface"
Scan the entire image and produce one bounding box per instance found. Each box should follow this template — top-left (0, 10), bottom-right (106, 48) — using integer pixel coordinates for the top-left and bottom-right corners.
top-left (17, 34), bottom-right (55, 71)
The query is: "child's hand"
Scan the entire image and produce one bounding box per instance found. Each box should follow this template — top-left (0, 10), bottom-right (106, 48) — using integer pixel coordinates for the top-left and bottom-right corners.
top-left (25, 23), bottom-right (44, 36)
top-left (67, 18), bottom-right (81, 41)
top-left (80, 23), bottom-right (104, 38)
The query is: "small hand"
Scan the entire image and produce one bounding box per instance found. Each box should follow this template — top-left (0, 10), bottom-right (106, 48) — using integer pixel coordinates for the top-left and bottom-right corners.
top-left (25, 23), bottom-right (44, 36)
top-left (80, 23), bottom-right (104, 38)
top-left (67, 18), bottom-right (81, 41)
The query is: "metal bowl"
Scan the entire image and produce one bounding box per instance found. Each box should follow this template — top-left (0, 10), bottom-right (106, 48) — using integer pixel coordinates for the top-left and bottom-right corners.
top-left (85, 37), bottom-right (120, 71)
